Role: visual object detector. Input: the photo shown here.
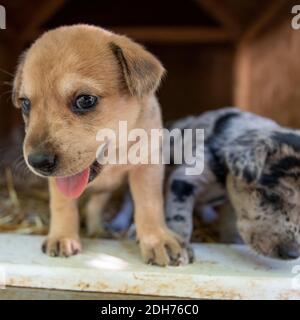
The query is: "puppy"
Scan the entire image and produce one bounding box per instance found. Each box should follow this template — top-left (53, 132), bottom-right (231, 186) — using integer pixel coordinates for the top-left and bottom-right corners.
top-left (166, 107), bottom-right (300, 260)
top-left (12, 24), bottom-right (185, 266)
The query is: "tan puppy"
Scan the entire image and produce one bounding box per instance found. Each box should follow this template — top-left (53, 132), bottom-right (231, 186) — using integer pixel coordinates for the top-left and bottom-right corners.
top-left (12, 24), bottom-right (185, 266)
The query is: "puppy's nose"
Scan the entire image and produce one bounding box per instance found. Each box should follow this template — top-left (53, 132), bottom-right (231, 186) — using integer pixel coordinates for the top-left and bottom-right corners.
top-left (28, 152), bottom-right (57, 174)
top-left (277, 243), bottom-right (300, 260)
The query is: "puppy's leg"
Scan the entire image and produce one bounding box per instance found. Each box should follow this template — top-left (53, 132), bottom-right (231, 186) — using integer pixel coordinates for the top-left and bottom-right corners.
top-left (129, 164), bottom-right (185, 266)
top-left (165, 165), bottom-right (216, 264)
top-left (42, 178), bottom-right (81, 257)
top-left (166, 179), bottom-right (196, 243)
top-left (85, 192), bottom-right (111, 237)
top-left (165, 167), bottom-right (197, 264)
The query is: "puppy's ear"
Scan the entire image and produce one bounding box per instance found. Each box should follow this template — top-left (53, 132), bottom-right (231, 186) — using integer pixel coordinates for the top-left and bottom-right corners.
top-left (12, 50), bottom-right (27, 107)
top-left (225, 133), bottom-right (272, 183)
top-left (109, 35), bottom-right (165, 97)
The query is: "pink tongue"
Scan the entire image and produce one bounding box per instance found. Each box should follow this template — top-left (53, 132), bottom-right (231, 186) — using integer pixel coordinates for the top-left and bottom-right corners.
top-left (55, 168), bottom-right (90, 199)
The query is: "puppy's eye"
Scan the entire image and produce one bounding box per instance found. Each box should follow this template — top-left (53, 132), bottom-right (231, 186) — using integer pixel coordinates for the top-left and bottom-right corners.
top-left (20, 98), bottom-right (31, 115)
top-left (72, 95), bottom-right (98, 113)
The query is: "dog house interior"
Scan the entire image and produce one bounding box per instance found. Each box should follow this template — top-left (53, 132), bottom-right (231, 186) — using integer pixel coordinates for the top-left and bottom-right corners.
top-left (0, 0), bottom-right (299, 300)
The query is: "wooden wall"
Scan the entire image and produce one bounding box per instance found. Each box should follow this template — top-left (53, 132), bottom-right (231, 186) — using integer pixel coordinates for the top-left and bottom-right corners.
top-left (0, 0), bottom-right (236, 146)
top-left (0, 36), bottom-right (21, 140)
top-left (148, 43), bottom-right (234, 121)
top-left (1, 0), bottom-right (299, 148)
top-left (235, 0), bottom-right (300, 128)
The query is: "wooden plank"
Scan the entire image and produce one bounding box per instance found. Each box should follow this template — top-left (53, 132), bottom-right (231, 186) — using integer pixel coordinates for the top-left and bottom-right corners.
top-left (238, 0), bottom-right (287, 42)
top-left (0, 37), bottom-right (19, 140)
top-left (31, 26), bottom-right (233, 44)
top-left (19, 0), bottom-right (65, 44)
top-left (110, 26), bottom-right (233, 43)
top-left (0, 234), bottom-right (299, 299)
top-left (233, 0), bottom-right (287, 108)
top-left (0, 287), bottom-right (177, 300)
top-left (196, 0), bottom-right (241, 38)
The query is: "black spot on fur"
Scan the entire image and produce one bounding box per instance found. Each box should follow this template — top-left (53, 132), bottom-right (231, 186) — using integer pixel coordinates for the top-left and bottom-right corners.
top-left (260, 156), bottom-right (300, 187)
top-left (208, 152), bottom-right (228, 185)
top-left (259, 189), bottom-right (283, 211)
top-left (207, 113), bottom-right (240, 184)
top-left (259, 174), bottom-right (278, 187)
top-left (171, 180), bottom-right (195, 202)
top-left (172, 215), bottom-right (186, 222)
top-left (212, 112), bottom-right (240, 136)
top-left (243, 169), bottom-right (256, 183)
top-left (227, 130), bottom-right (264, 183)
top-left (272, 132), bottom-right (300, 152)
top-left (273, 156), bottom-right (300, 171)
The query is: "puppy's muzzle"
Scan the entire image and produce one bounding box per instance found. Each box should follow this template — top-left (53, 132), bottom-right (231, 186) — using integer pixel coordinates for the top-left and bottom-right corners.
top-left (28, 152), bottom-right (57, 175)
top-left (277, 242), bottom-right (300, 260)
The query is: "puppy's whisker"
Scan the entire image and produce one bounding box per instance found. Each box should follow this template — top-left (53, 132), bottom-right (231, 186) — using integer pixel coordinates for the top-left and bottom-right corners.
top-left (0, 89), bottom-right (13, 98)
top-left (0, 68), bottom-right (14, 78)
top-left (0, 82), bottom-right (13, 89)
top-left (12, 154), bottom-right (26, 169)
top-left (14, 156), bottom-right (26, 168)
top-left (13, 159), bottom-right (33, 181)
top-left (16, 167), bottom-right (31, 182)
top-left (13, 160), bottom-right (25, 172)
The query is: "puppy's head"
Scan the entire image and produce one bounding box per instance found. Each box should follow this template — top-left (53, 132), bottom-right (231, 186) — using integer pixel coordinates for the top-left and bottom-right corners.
top-left (12, 25), bottom-right (164, 198)
top-left (226, 129), bottom-right (300, 260)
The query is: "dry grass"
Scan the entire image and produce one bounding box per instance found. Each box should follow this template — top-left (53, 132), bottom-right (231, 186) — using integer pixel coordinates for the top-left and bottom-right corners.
top-left (0, 168), bottom-right (49, 235)
top-left (192, 214), bottom-right (220, 243)
top-left (0, 167), bottom-right (220, 243)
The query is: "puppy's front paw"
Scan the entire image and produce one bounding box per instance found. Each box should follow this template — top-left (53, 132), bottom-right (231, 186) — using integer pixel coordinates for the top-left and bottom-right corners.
top-left (177, 244), bottom-right (195, 266)
top-left (42, 236), bottom-right (82, 257)
top-left (139, 228), bottom-right (188, 266)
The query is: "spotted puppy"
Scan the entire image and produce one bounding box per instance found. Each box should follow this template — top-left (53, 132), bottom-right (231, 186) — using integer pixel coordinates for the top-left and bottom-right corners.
top-left (166, 107), bottom-right (300, 261)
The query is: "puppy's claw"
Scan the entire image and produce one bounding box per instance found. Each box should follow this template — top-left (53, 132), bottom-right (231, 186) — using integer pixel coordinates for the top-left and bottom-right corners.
top-left (186, 245), bottom-right (195, 263)
top-left (42, 237), bottom-right (82, 257)
top-left (171, 244), bottom-right (194, 266)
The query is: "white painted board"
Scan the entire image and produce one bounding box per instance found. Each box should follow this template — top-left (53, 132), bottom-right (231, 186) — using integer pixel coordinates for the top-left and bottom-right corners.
top-left (0, 234), bottom-right (299, 299)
